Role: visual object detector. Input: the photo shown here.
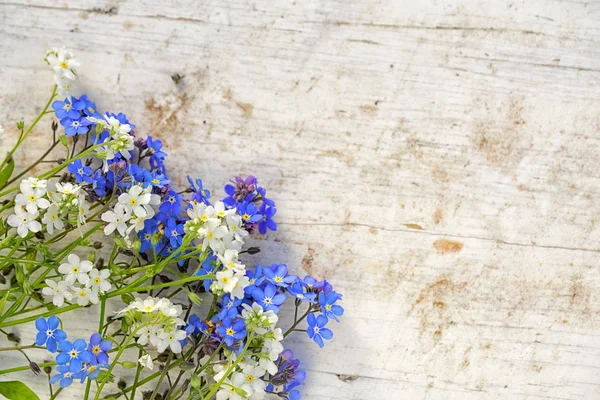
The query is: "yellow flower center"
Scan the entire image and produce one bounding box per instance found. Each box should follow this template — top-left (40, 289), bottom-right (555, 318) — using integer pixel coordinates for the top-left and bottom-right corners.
top-left (72, 267), bottom-right (79, 274)
top-left (51, 215), bottom-right (56, 221)
top-left (79, 291), bottom-right (86, 297)
top-left (232, 225), bottom-right (237, 231)
top-left (325, 305), bottom-right (332, 311)
top-left (145, 305), bottom-right (153, 311)
top-left (69, 350), bottom-right (78, 357)
top-left (94, 277), bottom-right (101, 284)
top-left (207, 232), bottom-right (214, 239)
top-left (274, 277), bottom-right (283, 283)
top-left (221, 277), bottom-right (229, 284)
top-left (247, 375), bottom-right (253, 382)
top-left (226, 328), bottom-right (235, 336)
top-left (60, 61), bottom-right (68, 69)
top-left (88, 107), bottom-right (95, 113)
top-left (152, 179), bottom-right (159, 184)
top-left (130, 199), bottom-right (137, 205)
top-left (201, 215), bottom-right (208, 222)
top-left (88, 365), bottom-right (96, 372)
top-left (92, 345), bottom-right (101, 355)
top-left (243, 213), bottom-right (250, 221)
top-left (28, 194), bottom-right (36, 202)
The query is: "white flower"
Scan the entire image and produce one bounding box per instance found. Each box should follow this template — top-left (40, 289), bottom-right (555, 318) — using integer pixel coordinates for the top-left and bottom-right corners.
top-left (76, 193), bottom-right (89, 228)
top-left (101, 203), bottom-right (131, 236)
top-left (225, 213), bottom-right (248, 244)
top-left (156, 330), bottom-right (187, 353)
top-left (41, 204), bottom-right (64, 234)
top-left (54, 182), bottom-right (80, 196)
top-left (138, 354), bottom-right (154, 370)
top-left (7, 207), bottom-right (41, 238)
top-left (215, 269), bottom-right (238, 293)
top-left (230, 272), bottom-right (250, 300)
top-left (73, 286), bottom-right (98, 306)
top-left (127, 207), bottom-right (155, 234)
top-left (118, 185), bottom-right (154, 217)
top-left (15, 185), bottom-right (49, 214)
top-left (42, 279), bottom-right (72, 307)
top-left (200, 220), bottom-right (228, 253)
top-left (258, 353), bottom-right (278, 376)
top-left (218, 250), bottom-right (244, 272)
top-left (133, 297), bottom-right (163, 313)
top-left (87, 269), bottom-right (111, 293)
top-left (234, 365), bottom-right (266, 396)
top-left (136, 325), bottom-right (161, 346)
top-left (45, 47), bottom-right (79, 81)
top-left (216, 376), bottom-right (246, 400)
top-left (20, 177), bottom-right (47, 192)
top-left (58, 253), bottom-right (93, 285)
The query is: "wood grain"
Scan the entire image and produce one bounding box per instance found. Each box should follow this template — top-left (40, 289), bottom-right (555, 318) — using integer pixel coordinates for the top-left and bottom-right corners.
top-left (1, 0), bottom-right (600, 398)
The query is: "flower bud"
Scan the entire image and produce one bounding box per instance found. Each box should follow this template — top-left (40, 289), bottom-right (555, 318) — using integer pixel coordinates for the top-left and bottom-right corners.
top-left (117, 379), bottom-right (127, 390)
top-left (29, 362), bottom-right (41, 375)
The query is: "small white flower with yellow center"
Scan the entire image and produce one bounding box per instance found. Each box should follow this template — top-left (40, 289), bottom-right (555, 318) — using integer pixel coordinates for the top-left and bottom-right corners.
top-left (118, 185), bottom-right (154, 217)
top-left (54, 182), bottom-right (80, 196)
top-left (101, 203), bottom-right (131, 236)
top-left (15, 184), bottom-right (49, 214)
top-left (45, 47), bottom-right (80, 81)
top-left (76, 193), bottom-right (89, 227)
top-left (87, 269), bottom-right (111, 294)
top-left (234, 364), bottom-right (266, 397)
top-left (20, 177), bottom-right (47, 192)
top-left (41, 204), bottom-right (64, 234)
top-left (42, 279), bottom-right (72, 307)
top-left (215, 269), bottom-right (238, 293)
top-left (73, 286), bottom-right (98, 306)
top-left (7, 206), bottom-right (41, 238)
top-left (138, 354), bottom-right (154, 370)
top-left (156, 329), bottom-right (187, 353)
top-left (230, 271), bottom-right (250, 300)
top-left (199, 219), bottom-right (228, 252)
top-left (218, 249), bottom-right (245, 272)
top-left (58, 253), bottom-right (93, 285)
top-left (215, 376), bottom-right (246, 400)
top-left (226, 213), bottom-right (248, 242)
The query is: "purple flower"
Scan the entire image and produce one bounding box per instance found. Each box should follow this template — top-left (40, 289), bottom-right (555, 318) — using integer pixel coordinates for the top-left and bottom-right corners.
top-left (223, 175), bottom-right (258, 206)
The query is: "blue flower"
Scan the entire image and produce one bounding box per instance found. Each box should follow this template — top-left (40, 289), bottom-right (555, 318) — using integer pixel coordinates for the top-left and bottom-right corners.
top-left (87, 333), bottom-right (112, 365)
top-left (149, 172), bottom-right (170, 188)
top-left (56, 338), bottom-right (92, 372)
top-left (215, 294), bottom-right (242, 321)
top-left (223, 176), bottom-right (258, 206)
top-left (263, 264), bottom-right (296, 288)
top-left (187, 176), bottom-right (211, 206)
top-left (74, 95), bottom-right (101, 117)
top-left (81, 362), bottom-right (105, 382)
top-left (146, 136), bottom-right (167, 159)
top-left (165, 218), bottom-right (184, 248)
top-left (160, 189), bottom-right (183, 216)
top-left (287, 279), bottom-right (316, 303)
top-left (50, 364), bottom-right (84, 388)
top-left (252, 283), bottom-right (286, 313)
top-left (258, 203), bottom-right (277, 234)
top-left (318, 291), bottom-right (344, 322)
top-left (236, 199), bottom-right (262, 223)
top-left (138, 219), bottom-right (159, 253)
top-left (67, 159), bottom-right (93, 183)
top-left (52, 98), bottom-right (80, 120)
top-left (244, 265), bottom-right (265, 295)
top-left (195, 252), bottom-right (217, 291)
top-left (60, 115), bottom-right (91, 136)
top-left (216, 318), bottom-right (246, 347)
top-left (35, 316), bottom-right (67, 353)
top-left (306, 313), bottom-right (333, 348)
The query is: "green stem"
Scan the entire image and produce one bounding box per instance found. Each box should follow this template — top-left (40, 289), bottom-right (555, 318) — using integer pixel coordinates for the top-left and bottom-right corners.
top-left (6, 140), bottom-right (60, 186)
top-left (284, 306), bottom-right (313, 337)
top-left (149, 352), bottom-right (172, 400)
top-left (130, 348), bottom-right (144, 400)
top-left (204, 334), bottom-right (253, 399)
top-left (0, 344), bottom-right (41, 352)
top-left (49, 387), bottom-right (63, 400)
top-left (0, 361), bottom-right (55, 376)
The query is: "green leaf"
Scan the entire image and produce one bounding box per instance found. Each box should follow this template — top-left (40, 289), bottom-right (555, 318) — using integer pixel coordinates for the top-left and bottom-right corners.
top-left (0, 381), bottom-right (40, 400)
top-left (0, 157), bottom-right (15, 190)
top-left (0, 291), bottom-right (10, 317)
top-left (120, 361), bottom-right (137, 369)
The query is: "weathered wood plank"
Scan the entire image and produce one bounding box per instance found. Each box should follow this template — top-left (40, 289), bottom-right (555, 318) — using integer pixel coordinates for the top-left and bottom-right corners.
top-left (1, 0), bottom-right (600, 398)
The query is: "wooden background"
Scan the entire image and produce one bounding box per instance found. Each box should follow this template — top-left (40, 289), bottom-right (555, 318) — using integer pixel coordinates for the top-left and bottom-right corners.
top-left (2, 0), bottom-right (600, 399)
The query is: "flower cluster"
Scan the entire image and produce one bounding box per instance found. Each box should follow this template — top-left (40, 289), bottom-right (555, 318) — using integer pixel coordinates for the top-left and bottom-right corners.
top-left (7, 178), bottom-right (89, 238)
top-left (42, 253), bottom-right (111, 306)
top-left (35, 316), bottom-right (112, 388)
top-left (0, 47), bottom-right (344, 400)
top-left (117, 296), bottom-right (187, 354)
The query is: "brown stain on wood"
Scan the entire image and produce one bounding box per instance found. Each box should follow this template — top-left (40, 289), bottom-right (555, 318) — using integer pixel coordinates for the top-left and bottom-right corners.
top-left (301, 247), bottom-right (315, 276)
top-left (235, 101), bottom-right (254, 118)
top-left (359, 104), bottom-right (378, 116)
top-left (404, 223), bottom-right (423, 230)
top-left (433, 209), bottom-right (443, 225)
top-left (433, 239), bottom-right (463, 253)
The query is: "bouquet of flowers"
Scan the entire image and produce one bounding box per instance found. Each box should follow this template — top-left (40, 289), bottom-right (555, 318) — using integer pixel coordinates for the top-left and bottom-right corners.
top-left (0, 48), bottom-right (343, 400)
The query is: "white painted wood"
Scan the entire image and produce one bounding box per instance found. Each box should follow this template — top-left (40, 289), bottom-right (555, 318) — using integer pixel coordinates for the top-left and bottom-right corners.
top-left (2, 0), bottom-right (600, 398)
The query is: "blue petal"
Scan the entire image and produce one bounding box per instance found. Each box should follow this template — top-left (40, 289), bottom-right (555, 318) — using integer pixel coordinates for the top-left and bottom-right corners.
top-left (36, 332), bottom-right (48, 346)
top-left (313, 334), bottom-right (324, 348)
top-left (35, 317), bottom-right (48, 332)
top-left (320, 328), bottom-right (334, 340)
top-left (79, 350), bottom-right (92, 363)
top-left (55, 352), bottom-right (70, 365)
top-left (73, 338), bottom-right (87, 351)
top-left (69, 358), bottom-right (82, 373)
top-left (54, 329), bottom-right (67, 341)
top-left (49, 374), bottom-right (62, 385)
top-left (60, 376), bottom-right (73, 388)
top-left (58, 341), bottom-right (72, 352)
top-left (48, 315), bottom-right (60, 330)
top-left (316, 314), bottom-right (328, 328)
top-left (306, 313), bottom-right (316, 327)
top-left (46, 338), bottom-right (58, 353)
